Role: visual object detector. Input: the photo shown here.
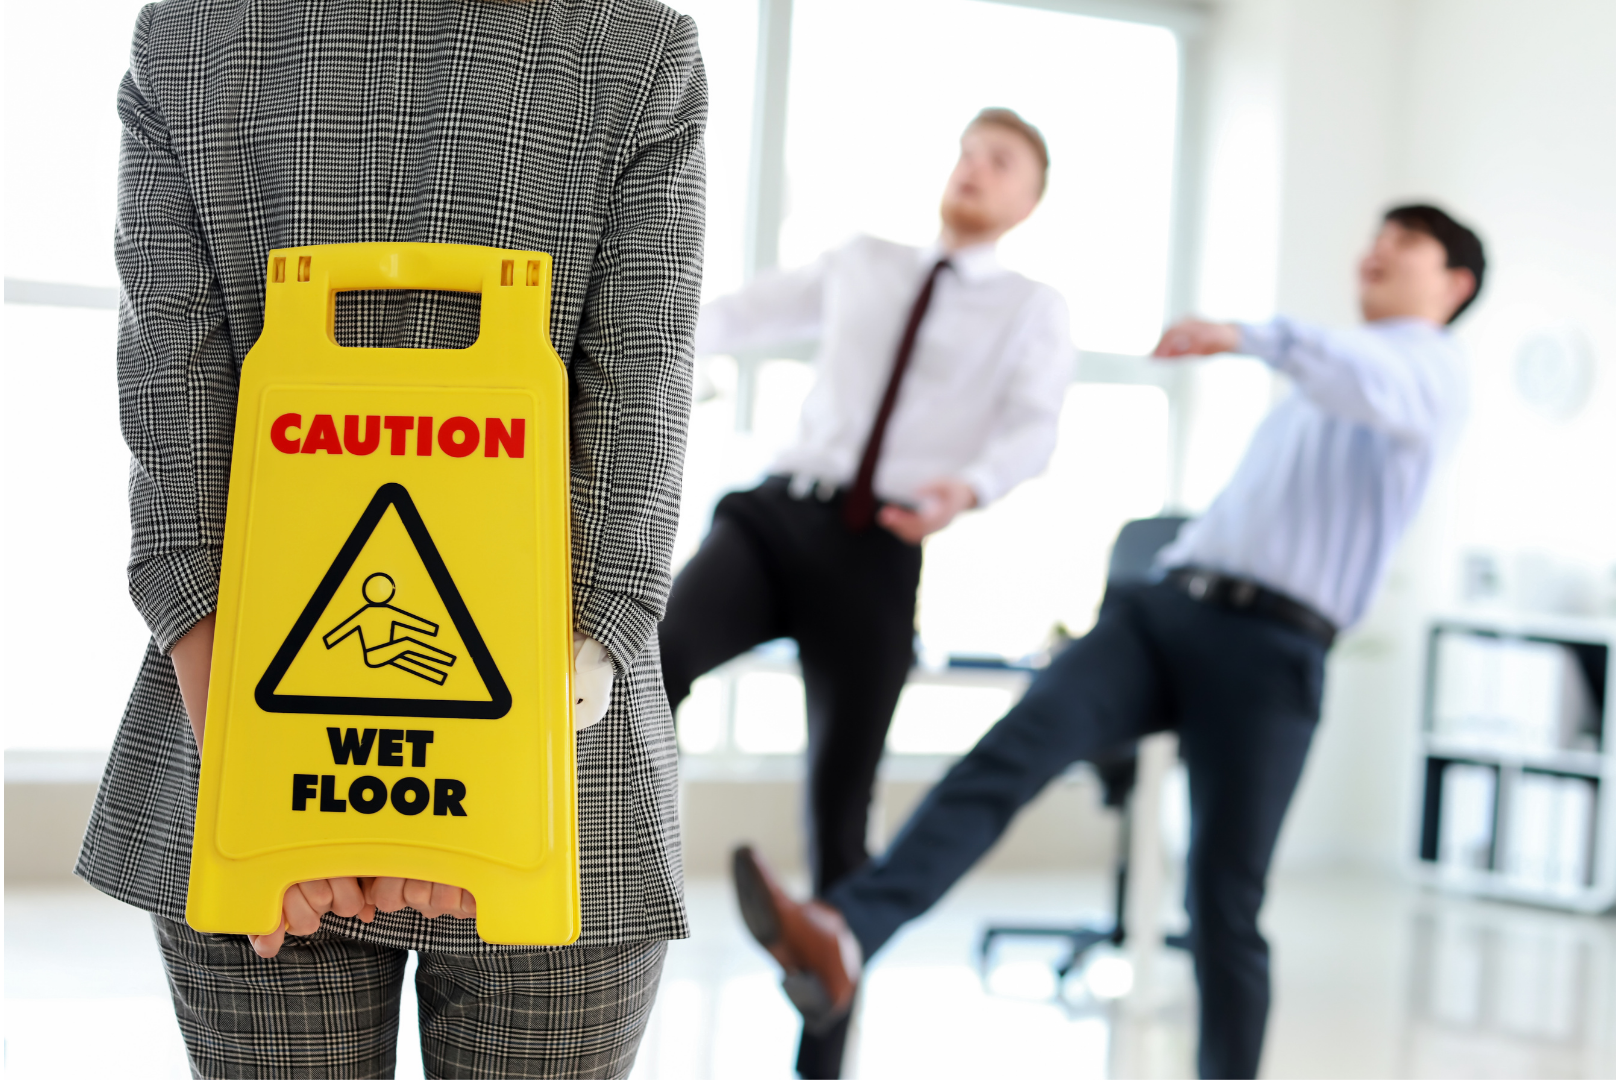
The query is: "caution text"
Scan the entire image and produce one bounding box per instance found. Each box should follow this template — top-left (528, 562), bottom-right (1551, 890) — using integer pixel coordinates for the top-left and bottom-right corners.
top-left (271, 414), bottom-right (526, 459)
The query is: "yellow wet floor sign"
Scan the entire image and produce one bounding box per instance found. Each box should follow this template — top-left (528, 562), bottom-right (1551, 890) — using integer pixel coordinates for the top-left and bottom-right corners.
top-left (187, 243), bottom-right (578, 946)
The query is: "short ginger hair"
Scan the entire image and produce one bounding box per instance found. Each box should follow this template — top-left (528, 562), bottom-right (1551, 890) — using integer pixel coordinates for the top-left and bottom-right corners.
top-left (968, 107), bottom-right (1050, 195)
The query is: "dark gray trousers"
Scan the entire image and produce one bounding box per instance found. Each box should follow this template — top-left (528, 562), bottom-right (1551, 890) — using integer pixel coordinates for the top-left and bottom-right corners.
top-left (152, 916), bottom-right (667, 1079)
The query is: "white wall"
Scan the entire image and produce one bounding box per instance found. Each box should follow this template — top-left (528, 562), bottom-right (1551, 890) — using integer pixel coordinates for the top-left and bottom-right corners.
top-left (1265, 0), bottom-right (1425, 874)
top-left (1172, 0), bottom-right (1289, 512)
top-left (1406, 0), bottom-right (1616, 572)
top-left (1185, 0), bottom-right (1616, 871)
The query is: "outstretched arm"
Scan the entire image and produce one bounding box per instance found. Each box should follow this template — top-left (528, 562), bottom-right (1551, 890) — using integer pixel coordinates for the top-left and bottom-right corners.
top-left (1155, 315), bottom-right (1452, 441)
top-left (1239, 317), bottom-right (1449, 439)
top-left (321, 610), bottom-right (365, 649)
top-left (383, 608), bottom-right (440, 639)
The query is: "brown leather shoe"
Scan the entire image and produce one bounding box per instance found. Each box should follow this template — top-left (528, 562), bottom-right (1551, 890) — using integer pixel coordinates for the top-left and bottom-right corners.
top-left (732, 846), bottom-right (861, 1032)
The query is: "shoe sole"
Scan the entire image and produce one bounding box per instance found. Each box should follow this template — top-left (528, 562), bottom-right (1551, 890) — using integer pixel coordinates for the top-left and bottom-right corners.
top-left (731, 846), bottom-right (783, 949)
top-left (783, 970), bottom-right (848, 1035)
top-left (732, 847), bottom-right (853, 1034)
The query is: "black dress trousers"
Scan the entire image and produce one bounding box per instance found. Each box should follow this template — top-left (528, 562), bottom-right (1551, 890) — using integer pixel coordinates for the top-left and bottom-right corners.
top-left (659, 476), bottom-right (923, 1076)
top-left (825, 582), bottom-right (1328, 1079)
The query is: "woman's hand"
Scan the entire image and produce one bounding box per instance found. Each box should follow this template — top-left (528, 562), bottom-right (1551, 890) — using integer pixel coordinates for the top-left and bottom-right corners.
top-left (181, 609), bottom-right (473, 957)
top-left (573, 633), bottom-right (615, 730)
top-left (171, 612), bottom-right (217, 753)
top-left (247, 877), bottom-right (474, 958)
top-left (367, 877), bottom-right (478, 920)
top-left (248, 876), bottom-right (376, 958)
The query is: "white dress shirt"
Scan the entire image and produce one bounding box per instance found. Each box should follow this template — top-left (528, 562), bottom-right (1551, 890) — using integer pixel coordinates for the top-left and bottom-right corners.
top-left (695, 235), bottom-right (1073, 506)
top-left (1158, 316), bottom-right (1468, 631)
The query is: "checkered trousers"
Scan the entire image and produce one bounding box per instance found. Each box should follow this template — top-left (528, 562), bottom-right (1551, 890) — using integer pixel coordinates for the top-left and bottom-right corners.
top-left (153, 915), bottom-right (667, 1079)
top-left (77, 0), bottom-right (705, 952)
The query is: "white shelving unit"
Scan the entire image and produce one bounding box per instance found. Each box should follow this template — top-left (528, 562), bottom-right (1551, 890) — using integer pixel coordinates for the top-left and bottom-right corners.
top-left (1413, 611), bottom-right (1616, 913)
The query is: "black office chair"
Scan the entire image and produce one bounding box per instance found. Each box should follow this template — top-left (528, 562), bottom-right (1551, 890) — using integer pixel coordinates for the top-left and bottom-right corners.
top-left (977, 515), bottom-right (1192, 985)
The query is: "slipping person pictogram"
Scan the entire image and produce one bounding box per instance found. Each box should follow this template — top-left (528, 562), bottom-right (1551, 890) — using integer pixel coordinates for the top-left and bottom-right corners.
top-left (322, 572), bottom-right (457, 684)
top-left (255, 483), bottom-right (510, 718)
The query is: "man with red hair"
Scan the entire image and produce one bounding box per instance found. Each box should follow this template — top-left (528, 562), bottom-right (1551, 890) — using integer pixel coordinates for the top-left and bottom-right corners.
top-left (661, 108), bottom-right (1072, 1077)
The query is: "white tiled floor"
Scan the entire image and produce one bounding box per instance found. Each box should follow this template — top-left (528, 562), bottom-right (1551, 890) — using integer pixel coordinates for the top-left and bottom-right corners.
top-left (6, 870), bottom-right (1615, 1078)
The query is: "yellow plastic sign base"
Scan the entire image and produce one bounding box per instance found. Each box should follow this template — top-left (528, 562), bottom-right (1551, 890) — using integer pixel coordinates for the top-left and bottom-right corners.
top-left (187, 243), bottom-right (578, 946)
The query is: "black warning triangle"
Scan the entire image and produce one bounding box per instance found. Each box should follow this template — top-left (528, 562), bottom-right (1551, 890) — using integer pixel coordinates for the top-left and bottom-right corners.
top-left (255, 483), bottom-right (513, 719)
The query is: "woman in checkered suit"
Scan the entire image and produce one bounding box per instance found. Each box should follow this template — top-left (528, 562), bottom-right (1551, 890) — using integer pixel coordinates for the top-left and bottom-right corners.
top-left (75, 1), bottom-right (705, 1075)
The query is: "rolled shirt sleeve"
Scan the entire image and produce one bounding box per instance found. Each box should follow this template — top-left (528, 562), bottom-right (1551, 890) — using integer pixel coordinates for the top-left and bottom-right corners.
top-left (1239, 315), bottom-right (1450, 443)
top-left (957, 288), bottom-right (1074, 506)
top-left (568, 15), bottom-right (707, 674)
top-left (116, 5), bottom-right (239, 654)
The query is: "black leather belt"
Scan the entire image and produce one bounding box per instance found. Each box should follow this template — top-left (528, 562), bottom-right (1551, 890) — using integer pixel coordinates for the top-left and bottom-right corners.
top-left (767, 473), bottom-right (920, 513)
top-left (771, 473), bottom-right (845, 503)
top-left (1165, 567), bottom-right (1337, 648)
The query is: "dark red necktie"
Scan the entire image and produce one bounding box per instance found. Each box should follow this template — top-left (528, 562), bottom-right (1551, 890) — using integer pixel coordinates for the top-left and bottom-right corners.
top-left (842, 259), bottom-right (950, 531)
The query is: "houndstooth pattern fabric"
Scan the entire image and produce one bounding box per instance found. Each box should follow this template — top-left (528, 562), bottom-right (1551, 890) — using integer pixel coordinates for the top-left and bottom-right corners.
top-left (153, 915), bottom-right (668, 1078)
top-left (77, 0), bottom-right (704, 953)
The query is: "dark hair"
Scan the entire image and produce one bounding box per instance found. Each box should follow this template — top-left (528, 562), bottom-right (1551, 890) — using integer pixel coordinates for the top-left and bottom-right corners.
top-left (1383, 203), bottom-right (1486, 323)
top-left (968, 108), bottom-right (1049, 195)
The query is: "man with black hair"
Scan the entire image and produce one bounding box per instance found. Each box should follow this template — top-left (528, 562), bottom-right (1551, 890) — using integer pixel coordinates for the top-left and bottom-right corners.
top-left (729, 204), bottom-right (1484, 1080)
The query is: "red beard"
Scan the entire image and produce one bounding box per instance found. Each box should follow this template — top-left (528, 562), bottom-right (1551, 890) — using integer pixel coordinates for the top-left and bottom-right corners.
top-left (939, 195), bottom-right (996, 238)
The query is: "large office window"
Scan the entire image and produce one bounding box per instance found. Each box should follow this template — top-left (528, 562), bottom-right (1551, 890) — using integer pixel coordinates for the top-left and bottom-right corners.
top-left (918, 383), bottom-right (1169, 657)
top-left (674, 0), bottom-right (1186, 759)
top-left (675, 378), bottom-right (1169, 760)
top-left (7, 1), bottom-right (146, 288)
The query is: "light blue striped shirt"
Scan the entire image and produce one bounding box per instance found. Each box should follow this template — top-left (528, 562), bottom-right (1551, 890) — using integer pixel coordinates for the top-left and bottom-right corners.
top-left (1158, 316), bottom-right (1468, 631)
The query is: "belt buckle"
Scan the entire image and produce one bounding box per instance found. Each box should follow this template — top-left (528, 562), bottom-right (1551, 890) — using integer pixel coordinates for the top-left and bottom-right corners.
top-left (1187, 573), bottom-right (1212, 600)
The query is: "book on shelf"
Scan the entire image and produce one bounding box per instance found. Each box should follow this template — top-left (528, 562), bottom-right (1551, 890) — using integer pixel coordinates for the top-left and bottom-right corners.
top-left (1437, 763), bottom-right (1498, 873)
top-left (1421, 917), bottom-right (1583, 1039)
top-left (1432, 633), bottom-right (1599, 754)
top-left (1501, 772), bottom-right (1597, 891)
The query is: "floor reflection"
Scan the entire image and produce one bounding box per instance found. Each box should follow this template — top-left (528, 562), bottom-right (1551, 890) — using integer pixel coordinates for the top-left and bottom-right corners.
top-left (1400, 901), bottom-right (1614, 1078)
top-left (5, 871), bottom-right (1614, 1078)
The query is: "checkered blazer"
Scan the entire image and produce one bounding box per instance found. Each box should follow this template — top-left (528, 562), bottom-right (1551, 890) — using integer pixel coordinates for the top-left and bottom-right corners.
top-left (76, 0), bottom-right (704, 952)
